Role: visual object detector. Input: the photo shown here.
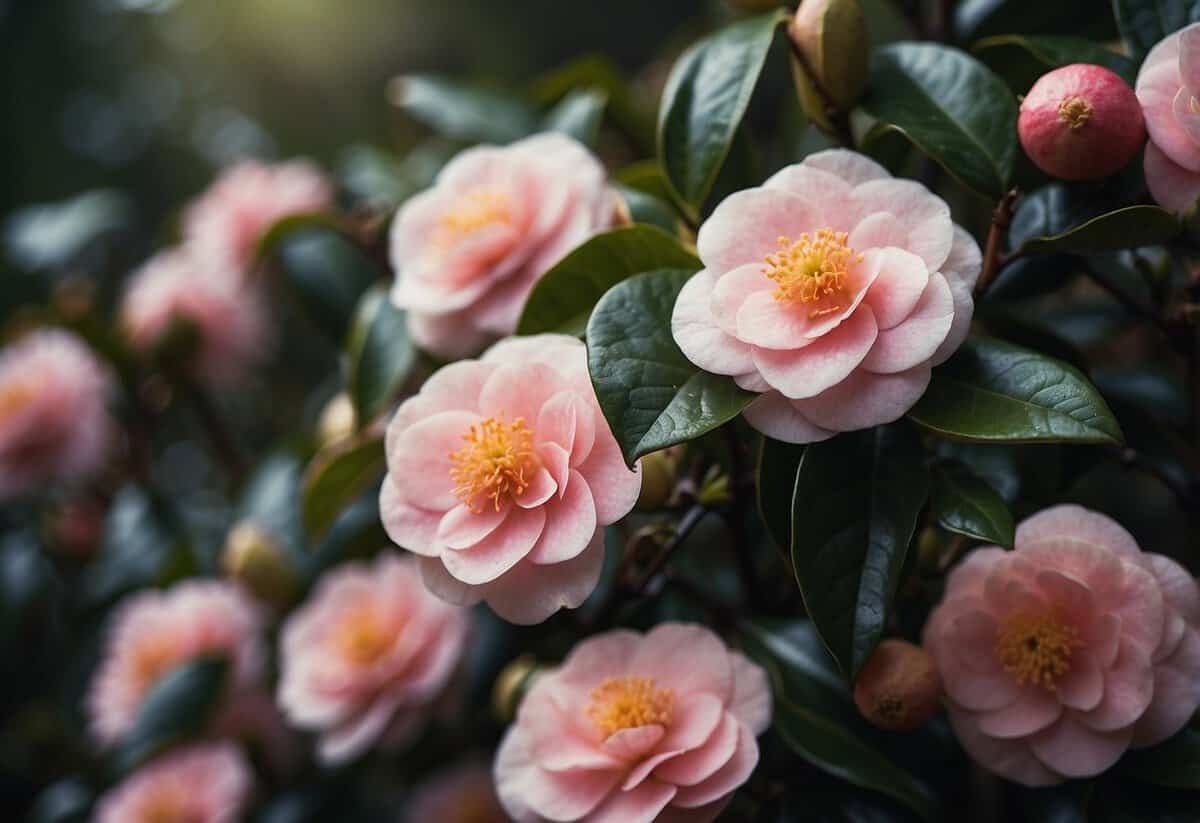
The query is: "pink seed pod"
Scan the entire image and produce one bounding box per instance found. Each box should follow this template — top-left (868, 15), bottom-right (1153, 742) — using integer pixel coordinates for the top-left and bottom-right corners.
top-left (853, 639), bottom-right (943, 732)
top-left (1019, 63), bottom-right (1146, 181)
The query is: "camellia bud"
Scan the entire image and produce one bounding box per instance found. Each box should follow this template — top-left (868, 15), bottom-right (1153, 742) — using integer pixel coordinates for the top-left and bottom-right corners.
top-left (788, 0), bottom-right (869, 131)
top-left (635, 447), bottom-right (681, 511)
top-left (316, 392), bottom-right (357, 449)
top-left (492, 654), bottom-right (543, 724)
top-left (221, 520), bottom-right (298, 609)
top-left (1018, 64), bottom-right (1146, 181)
top-left (853, 639), bottom-right (942, 732)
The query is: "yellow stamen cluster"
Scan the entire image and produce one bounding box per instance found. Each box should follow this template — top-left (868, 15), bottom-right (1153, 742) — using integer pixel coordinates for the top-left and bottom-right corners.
top-left (995, 612), bottom-right (1084, 691)
top-left (449, 416), bottom-right (539, 513)
top-left (131, 639), bottom-right (180, 693)
top-left (1058, 96), bottom-right (1094, 130)
top-left (435, 188), bottom-right (512, 247)
top-left (764, 228), bottom-right (861, 317)
top-left (139, 790), bottom-right (194, 823)
top-left (0, 383), bottom-right (33, 422)
top-left (334, 604), bottom-right (393, 665)
top-left (586, 676), bottom-right (675, 739)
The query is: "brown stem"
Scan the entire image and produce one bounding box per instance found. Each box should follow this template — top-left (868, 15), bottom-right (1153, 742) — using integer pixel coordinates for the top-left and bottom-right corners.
top-left (975, 189), bottom-right (1020, 297)
top-left (632, 504), bottom-right (708, 594)
top-left (785, 31), bottom-right (855, 147)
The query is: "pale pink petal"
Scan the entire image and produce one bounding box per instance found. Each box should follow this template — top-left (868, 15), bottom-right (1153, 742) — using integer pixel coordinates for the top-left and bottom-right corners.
top-left (390, 410), bottom-right (480, 510)
top-left (932, 266), bottom-right (975, 365)
top-left (742, 391), bottom-right (836, 445)
top-left (712, 263), bottom-right (773, 337)
top-left (951, 611), bottom-right (1001, 673)
top-left (734, 371), bottom-right (769, 392)
top-left (862, 246), bottom-right (930, 330)
top-left (441, 505), bottom-right (546, 585)
top-left (728, 652), bottom-right (772, 734)
top-left (1137, 40), bottom-right (1200, 172)
top-left (1016, 504), bottom-right (1141, 558)
top-left (654, 693), bottom-right (725, 755)
top-left (655, 713), bottom-right (740, 786)
top-left (734, 291), bottom-right (822, 351)
top-left (1133, 628), bottom-right (1200, 746)
top-left (527, 472), bottom-right (597, 564)
top-left (494, 727), bottom-right (619, 822)
top-left (1144, 139), bottom-right (1200, 212)
top-left (576, 432), bottom-right (641, 524)
top-left (792, 364), bottom-right (931, 432)
top-left (555, 629), bottom-right (645, 692)
top-left (849, 211), bottom-right (907, 251)
top-left (417, 556), bottom-right (483, 607)
top-left (1084, 613), bottom-right (1122, 669)
top-left (537, 390), bottom-right (596, 466)
top-left (539, 442), bottom-right (571, 496)
top-left (762, 164), bottom-right (853, 225)
top-left (631, 623), bottom-right (736, 701)
top-left (522, 685), bottom-right (620, 772)
top-left (803, 148), bottom-right (890, 186)
top-left (1081, 640), bottom-right (1154, 731)
top-left (605, 725), bottom-right (666, 761)
top-left (670, 723), bottom-right (759, 807)
top-left (387, 361), bottom-right (495, 435)
top-left (1029, 714), bottom-right (1133, 778)
top-left (436, 502), bottom-right (508, 550)
top-left (1174, 86), bottom-right (1200, 145)
top-left (947, 709), bottom-right (1063, 786)
top-left (850, 179), bottom-right (953, 271)
top-left (379, 481), bottom-right (443, 556)
top-left (861, 272), bottom-right (953, 373)
top-left (976, 689), bottom-right (1063, 738)
top-left (752, 306), bottom-right (879, 399)
top-left (696, 188), bottom-right (819, 273)
top-left (1034, 570), bottom-right (1096, 623)
top-left (1182, 25), bottom-right (1200, 92)
top-left (587, 780), bottom-right (677, 823)
top-left (478, 362), bottom-right (569, 426)
top-left (317, 691), bottom-right (403, 765)
top-left (671, 269), bottom-right (756, 377)
top-left (1057, 656), bottom-right (1104, 712)
top-left (482, 530), bottom-right (606, 624)
top-left (515, 467), bottom-right (558, 509)
top-left (405, 307), bottom-right (494, 360)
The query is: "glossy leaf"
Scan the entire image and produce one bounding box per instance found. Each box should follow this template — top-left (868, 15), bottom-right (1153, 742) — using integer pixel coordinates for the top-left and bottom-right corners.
top-left (973, 34), bottom-right (1137, 88)
top-left (908, 337), bottom-right (1124, 444)
top-left (302, 435), bottom-right (386, 542)
top-left (614, 185), bottom-right (680, 233)
top-left (542, 87), bottom-right (608, 146)
top-left (388, 74), bottom-right (537, 142)
top-left (1014, 205), bottom-right (1179, 256)
top-left (517, 225), bottom-right (700, 337)
top-left (955, 0), bottom-right (1118, 42)
top-left (756, 436), bottom-right (806, 553)
top-left (657, 9), bottom-right (787, 216)
top-left (586, 269), bottom-right (756, 465)
top-left (931, 460), bottom-right (1015, 547)
top-left (790, 425), bottom-right (930, 677)
top-left (862, 43), bottom-right (1018, 198)
top-left (117, 657), bottom-right (228, 772)
top-left (1114, 0), bottom-right (1200, 61)
top-left (1119, 728), bottom-right (1200, 789)
top-left (741, 620), bottom-right (937, 821)
top-left (274, 227), bottom-right (381, 341)
top-left (344, 286), bottom-right (416, 425)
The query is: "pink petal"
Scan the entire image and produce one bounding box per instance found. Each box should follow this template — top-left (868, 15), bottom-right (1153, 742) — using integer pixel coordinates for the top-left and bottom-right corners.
top-left (976, 689), bottom-right (1063, 738)
top-left (436, 502), bottom-right (508, 550)
top-left (848, 211), bottom-right (907, 251)
top-left (406, 308), bottom-right (494, 360)
top-left (481, 530), bottom-right (606, 624)
top-left (1138, 43), bottom-right (1200, 173)
top-left (576, 432), bottom-right (641, 524)
top-left (696, 188), bottom-right (819, 273)
top-left (538, 442), bottom-right (571, 496)
top-left (861, 272), bottom-right (953, 373)
top-left (587, 780), bottom-right (677, 823)
top-left (752, 306), bottom-right (879, 400)
top-left (1174, 86), bottom-right (1200, 146)
top-left (1084, 614), bottom-right (1122, 669)
top-left (527, 471), bottom-right (597, 565)
top-left (556, 629), bottom-right (645, 692)
top-left (728, 652), bottom-right (772, 734)
top-left (946, 709), bottom-right (1063, 786)
top-left (537, 390), bottom-right (596, 466)
top-left (951, 610), bottom-right (1001, 673)
top-left (734, 290), bottom-right (826, 352)
top-left (1145, 139), bottom-right (1200, 213)
top-left (387, 361), bottom-right (494, 436)
top-left (862, 247), bottom-right (930, 330)
top-left (803, 148), bottom-right (890, 186)
top-left (940, 656), bottom-right (1021, 712)
top-left (1133, 628), bottom-right (1200, 746)
top-left (317, 692), bottom-right (402, 765)
top-left (523, 685), bottom-right (620, 772)
top-left (494, 728), bottom-right (620, 822)
top-left (1029, 714), bottom-right (1132, 778)
top-left (605, 725), bottom-right (666, 761)
top-left (762, 164), bottom-right (853, 225)
top-left (479, 362), bottom-right (569, 425)
top-left (1057, 655), bottom-right (1104, 712)
top-left (1182, 25), bottom-right (1200, 92)
top-left (417, 556), bottom-right (483, 607)
top-left (850, 179), bottom-right (953, 272)
top-left (379, 481), bottom-right (443, 556)
top-left (655, 713), bottom-right (740, 786)
top-left (742, 391), bottom-right (836, 445)
top-left (932, 267), bottom-right (974, 365)
top-left (1035, 570), bottom-right (1096, 624)
top-left (1016, 505), bottom-right (1141, 558)
top-left (389, 410), bottom-right (481, 510)
top-left (792, 364), bottom-right (931, 432)
top-left (712, 263), bottom-right (773, 338)
top-left (1081, 640), bottom-right (1154, 731)
top-left (671, 723), bottom-right (758, 808)
top-left (655, 693), bottom-right (725, 756)
top-left (441, 505), bottom-right (546, 585)
top-left (631, 624), bottom-right (735, 701)
top-left (514, 467), bottom-right (557, 509)
top-left (671, 269), bottom-right (755, 377)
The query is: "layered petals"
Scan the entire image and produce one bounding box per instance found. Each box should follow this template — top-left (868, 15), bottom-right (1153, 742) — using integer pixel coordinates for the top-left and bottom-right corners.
top-left (1137, 23), bottom-right (1200, 211)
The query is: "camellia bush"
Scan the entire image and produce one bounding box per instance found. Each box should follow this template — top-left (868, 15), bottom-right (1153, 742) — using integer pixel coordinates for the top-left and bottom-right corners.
top-left (6, 1), bottom-right (1200, 821)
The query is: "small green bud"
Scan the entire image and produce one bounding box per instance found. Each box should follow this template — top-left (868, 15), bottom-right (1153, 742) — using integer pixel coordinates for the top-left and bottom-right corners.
top-left (636, 447), bottom-right (682, 511)
top-left (316, 392), bottom-right (357, 449)
top-left (222, 520), bottom-right (298, 609)
top-left (493, 654), bottom-right (543, 724)
top-left (788, 0), bottom-right (869, 132)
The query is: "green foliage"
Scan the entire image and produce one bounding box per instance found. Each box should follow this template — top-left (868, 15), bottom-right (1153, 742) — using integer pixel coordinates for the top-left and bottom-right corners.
top-left (302, 435), bottom-right (386, 542)
top-left (344, 286), bottom-right (416, 426)
top-left (116, 657), bottom-right (229, 772)
top-left (1113, 0), bottom-right (1200, 61)
top-left (931, 459), bottom-right (1016, 547)
top-left (274, 226), bottom-right (381, 341)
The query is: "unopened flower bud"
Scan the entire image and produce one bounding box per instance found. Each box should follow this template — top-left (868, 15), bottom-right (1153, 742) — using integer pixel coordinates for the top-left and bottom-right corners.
top-left (316, 392), bottom-right (357, 449)
top-left (1019, 64), bottom-right (1145, 181)
top-left (854, 639), bottom-right (942, 732)
top-left (788, 0), bottom-right (869, 131)
top-left (221, 520), bottom-right (297, 609)
top-left (636, 447), bottom-right (680, 511)
top-left (493, 655), bottom-right (543, 724)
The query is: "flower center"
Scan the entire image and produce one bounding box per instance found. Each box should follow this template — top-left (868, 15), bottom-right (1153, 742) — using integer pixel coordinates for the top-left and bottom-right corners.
top-left (448, 416), bottom-right (539, 513)
top-left (0, 383), bottom-right (33, 423)
top-left (131, 638), bottom-right (180, 693)
top-left (764, 228), bottom-right (861, 318)
top-left (138, 789), bottom-right (199, 823)
top-left (334, 605), bottom-right (393, 665)
top-left (995, 612), bottom-right (1084, 691)
top-left (585, 676), bottom-right (675, 738)
top-left (435, 187), bottom-right (512, 247)
top-left (1058, 96), bottom-right (1093, 130)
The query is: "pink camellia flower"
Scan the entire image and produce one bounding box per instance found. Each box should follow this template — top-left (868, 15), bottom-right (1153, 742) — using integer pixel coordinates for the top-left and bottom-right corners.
top-left (277, 552), bottom-right (469, 765)
top-left (389, 133), bottom-right (618, 359)
top-left (93, 743), bottom-right (253, 823)
top-left (1137, 23), bottom-right (1200, 212)
top-left (87, 580), bottom-right (266, 746)
top-left (406, 760), bottom-right (507, 823)
top-left (379, 334), bottom-right (641, 624)
top-left (671, 148), bottom-right (981, 444)
top-left (924, 505), bottom-right (1200, 786)
top-left (121, 250), bottom-right (272, 387)
top-left (495, 622), bottom-right (772, 822)
top-left (0, 329), bottom-right (113, 500)
top-left (183, 158), bottom-right (333, 271)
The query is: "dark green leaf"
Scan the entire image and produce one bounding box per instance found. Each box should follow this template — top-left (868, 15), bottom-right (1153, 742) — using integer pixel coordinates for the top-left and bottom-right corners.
top-left (275, 227), bottom-right (381, 341)
top-left (1119, 728), bottom-right (1200, 789)
top-left (388, 75), bottom-right (537, 142)
top-left (532, 54), bottom-right (654, 154)
top-left (517, 225), bottom-right (700, 337)
top-left (117, 657), bottom-right (228, 772)
top-left (615, 161), bottom-right (676, 201)
top-left (862, 43), bottom-right (1018, 198)
top-left (3, 189), bottom-right (133, 271)
top-left (789, 426), bottom-right (929, 677)
top-left (26, 779), bottom-right (93, 823)
top-left (542, 88), bottom-right (608, 146)
top-left (238, 453), bottom-right (306, 556)
top-left (344, 287), bottom-right (416, 424)
top-left (1014, 206), bottom-right (1179, 256)
top-left (1114, 0), bottom-right (1200, 62)
top-left (973, 35), bottom-right (1137, 89)
top-left (956, 0), bottom-right (1118, 42)
top-left (908, 337), bottom-right (1124, 444)
top-left (337, 141), bottom-right (456, 209)
top-left (586, 269), bottom-right (756, 465)
top-left (614, 185), bottom-right (680, 233)
top-left (741, 620), bottom-right (938, 821)
top-left (302, 435), bottom-right (386, 542)
top-left (756, 436), bottom-right (806, 553)
top-left (657, 10), bottom-right (787, 216)
top-left (931, 460), bottom-right (1015, 547)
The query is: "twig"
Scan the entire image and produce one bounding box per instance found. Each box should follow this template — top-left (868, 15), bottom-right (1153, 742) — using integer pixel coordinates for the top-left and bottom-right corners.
top-left (632, 504), bottom-right (708, 594)
top-left (975, 189), bottom-right (1020, 297)
top-left (785, 29), bottom-right (855, 147)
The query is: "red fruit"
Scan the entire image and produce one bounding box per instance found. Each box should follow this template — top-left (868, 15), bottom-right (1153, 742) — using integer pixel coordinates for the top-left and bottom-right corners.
top-left (1018, 63), bottom-right (1146, 181)
top-left (853, 639), bottom-right (942, 732)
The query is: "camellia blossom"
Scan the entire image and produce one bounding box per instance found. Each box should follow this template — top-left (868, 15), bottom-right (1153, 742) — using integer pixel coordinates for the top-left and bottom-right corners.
top-left (494, 622), bottom-right (772, 822)
top-left (388, 133), bottom-right (618, 358)
top-left (671, 148), bottom-right (981, 444)
top-left (87, 580), bottom-right (266, 745)
top-left (923, 505), bottom-right (1200, 786)
top-left (277, 552), bottom-right (469, 765)
top-left (0, 329), bottom-right (113, 500)
top-left (379, 334), bottom-right (641, 624)
top-left (1137, 23), bottom-right (1200, 212)
top-left (121, 250), bottom-right (272, 387)
top-left (406, 760), bottom-right (507, 823)
top-left (93, 743), bottom-right (253, 823)
top-left (183, 159), bottom-right (333, 271)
